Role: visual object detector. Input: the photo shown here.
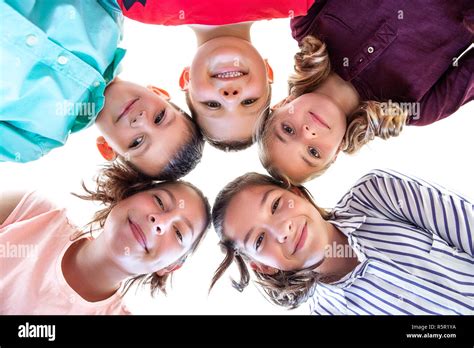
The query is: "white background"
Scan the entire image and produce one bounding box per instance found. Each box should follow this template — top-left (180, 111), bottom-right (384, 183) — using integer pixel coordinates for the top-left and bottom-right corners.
top-left (1, 18), bottom-right (472, 314)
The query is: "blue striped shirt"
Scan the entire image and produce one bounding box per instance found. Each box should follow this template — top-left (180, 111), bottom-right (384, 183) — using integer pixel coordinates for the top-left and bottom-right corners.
top-left (308, 169), bottom-right (474, 315)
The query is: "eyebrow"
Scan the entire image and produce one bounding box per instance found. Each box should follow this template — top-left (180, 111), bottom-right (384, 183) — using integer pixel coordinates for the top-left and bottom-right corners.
top-left (133, 140), bottom-right (151, 158)
top-left (243, 188), bottom-right (275, 248)
top-left (301, 155), bottom-right (319, 168)
top-left (161, 188), bottom-right (177, 206)
top-left (183, 216), bottom-right (195, 238)
top-left (261, 188), bottom-right (275, 208)
top-left (274, 128), bottom-right (287, 144)
top-left (161, 188), bottom-right (195, 238)
top-left (243, 227), bottom-right (254, 249)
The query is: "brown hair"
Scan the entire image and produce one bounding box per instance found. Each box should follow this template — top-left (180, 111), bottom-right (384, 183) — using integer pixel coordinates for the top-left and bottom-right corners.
top-left (185, 86), bottom-right (272, 152)
top-left (257, 35), bottom-right (407, 184)
top-left (72, 160), bottom-right (211, 296)
top-left (210, 172), bottom-right (335, 309)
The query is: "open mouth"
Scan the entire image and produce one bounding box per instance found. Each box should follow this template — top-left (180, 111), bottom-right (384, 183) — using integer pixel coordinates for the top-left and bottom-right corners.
top-left (128, 218), bottom-right (148, 252)
top-left (116, 98), bottom-right (139, 123)
top-left (293, 222), bottom-right (308, 255)
top-left (309, 111), bottom-right (330, 129)
top-left (211, 70), bottom-right (248, 79)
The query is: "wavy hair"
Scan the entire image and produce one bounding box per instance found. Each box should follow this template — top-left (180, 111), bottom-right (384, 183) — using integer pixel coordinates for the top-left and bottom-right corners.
top-left (257, 36), bottom-right (407, 183)
top-left (72, 160), bottom-right (211, 296)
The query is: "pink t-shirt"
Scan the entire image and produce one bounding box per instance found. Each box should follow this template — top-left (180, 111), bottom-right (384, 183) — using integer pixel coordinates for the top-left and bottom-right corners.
top-left (0, 192), bottom-right (130, 314)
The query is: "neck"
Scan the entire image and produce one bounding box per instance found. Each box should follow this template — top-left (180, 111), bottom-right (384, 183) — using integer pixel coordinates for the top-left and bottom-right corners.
top-left (315, 221), bottom-right (359, 282)
top-left (314, 72), bottom-right (360, 116)
top-left (190, 22), bottom-right (253, 46)
top-left (62, 234), bottom-right (130, 302)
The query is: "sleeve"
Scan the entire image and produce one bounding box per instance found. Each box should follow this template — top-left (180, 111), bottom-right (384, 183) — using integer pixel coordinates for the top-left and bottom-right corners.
top-left (0, 122), bottom-right (52, 162)
top-left (409, 50), bottom-right (473, 126)
top-left (347, 169), bottom-right (474, 257)
top-left (0, 191), bottom-right (59, 230)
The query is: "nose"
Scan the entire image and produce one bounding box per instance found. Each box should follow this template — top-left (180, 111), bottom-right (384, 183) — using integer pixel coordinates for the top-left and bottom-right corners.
top-left (148, 214), bottom-right (166, 236)
top-left (130, 110), bottom-right (146, 128)
top-left (302, 124), bottom-right (317, 139)
top-left (275, 220), bottom-right (293, 244)
top-left (219, 86), bottom-right (241, 99)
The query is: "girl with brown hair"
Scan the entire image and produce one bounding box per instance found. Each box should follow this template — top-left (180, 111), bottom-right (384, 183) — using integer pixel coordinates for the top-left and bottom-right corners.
top-left (0, 162), bottom-right (211, 314)
top-left (210, 169), bottom-right (474, 314)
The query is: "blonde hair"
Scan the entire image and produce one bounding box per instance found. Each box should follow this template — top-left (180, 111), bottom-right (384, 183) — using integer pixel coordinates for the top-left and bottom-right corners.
top-left (257, 35), bottom-right (407, 183)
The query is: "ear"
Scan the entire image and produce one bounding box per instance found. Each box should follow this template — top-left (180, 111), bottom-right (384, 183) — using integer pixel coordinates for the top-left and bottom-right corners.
top-left (264, 59), bottom-right (274, 84)
top-left (156, 263), bottom-right (183, 277)
top-left (249, 261), bottom-right (279, 275)
top-left (96, 136), bottom-right (117, 161)
top-left (179, 67), bottom-right (191, 91)
top-left (147, 85), bottom-right (171, 101)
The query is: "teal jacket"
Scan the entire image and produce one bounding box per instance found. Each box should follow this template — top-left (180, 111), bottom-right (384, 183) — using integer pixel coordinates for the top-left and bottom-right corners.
top-left (0, 0), bottom-right (126, 162)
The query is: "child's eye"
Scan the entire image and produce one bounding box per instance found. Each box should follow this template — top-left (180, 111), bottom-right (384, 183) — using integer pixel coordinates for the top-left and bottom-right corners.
top-left (129, 136), bottom-right (144, 149)
top-left (271, 197), bottom-right (281, 214)
top-left (154, 195), bottom-right (165, 210)
top-left (282, 124), bottom-right (294, 135)
top-left (255, 233), bottom-right (264, 251)
top-left (175, 228), bottom-right (183, 243)
top-left (242, 98), bottom-right (257, 106)
top-left (154, 109), bottom-right (165, 124)
top-left (206, 101), bottom-right (221, 109)
top-left (308, 146), bottom-right (320, 158)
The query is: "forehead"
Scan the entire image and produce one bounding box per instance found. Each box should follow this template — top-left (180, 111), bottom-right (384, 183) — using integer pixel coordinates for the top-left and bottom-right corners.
top-left (156, 183), bottom-right (200, 204)
top-left (224, 185), bottom-right (276, 238)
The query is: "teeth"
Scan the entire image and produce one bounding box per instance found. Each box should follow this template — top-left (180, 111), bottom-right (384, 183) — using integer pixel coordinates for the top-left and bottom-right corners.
top-left (214, 71), bottom-right (244, 78)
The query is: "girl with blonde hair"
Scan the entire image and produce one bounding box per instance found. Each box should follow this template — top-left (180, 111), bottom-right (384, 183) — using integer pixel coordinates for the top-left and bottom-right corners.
top-left (257, 0), bottom-right (473, 184)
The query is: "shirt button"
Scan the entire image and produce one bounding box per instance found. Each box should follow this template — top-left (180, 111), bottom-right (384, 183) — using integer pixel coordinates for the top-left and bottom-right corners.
top-left (93, 81), bottom-right (100, 87)
top-left (26, 34), bottom-right (38, 46)
top-left (57, 55), bottom-right (68, 65)
top-left (367, 46), bottom-right (374, 54)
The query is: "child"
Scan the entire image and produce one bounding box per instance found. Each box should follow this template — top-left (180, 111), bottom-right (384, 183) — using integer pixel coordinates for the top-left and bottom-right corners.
top-left (210, 169), bottom-right (474, 314)
top-left (0, 162), bottom-right (211, 314)
top-left (257, 0), bottom-right (473, 183)
top-left (118, 0), bottom-right (316, 151)
top-left (0, 0), bottom-right (203, 180)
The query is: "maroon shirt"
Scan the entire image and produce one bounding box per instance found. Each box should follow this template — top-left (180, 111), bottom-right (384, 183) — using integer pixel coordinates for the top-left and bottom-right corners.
top-left (291, 0), bottom-right (473, 125)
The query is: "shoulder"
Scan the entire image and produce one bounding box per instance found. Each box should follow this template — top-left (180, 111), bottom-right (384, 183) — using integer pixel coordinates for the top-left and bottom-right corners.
top-left (0, 191), bottom-right (61, 228)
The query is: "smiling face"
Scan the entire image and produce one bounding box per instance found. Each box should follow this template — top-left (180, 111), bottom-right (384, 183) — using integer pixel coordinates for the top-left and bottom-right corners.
top-left (222, 184), bottom-right (330, 271)
top-left (186, 37), bottom-right (272, 143)
top-left (101, 182), bottom-right (208, 276)
top-left (264, 92), bottom-right (347, 183)
top-left (96, 80), bottom-right (191, 177)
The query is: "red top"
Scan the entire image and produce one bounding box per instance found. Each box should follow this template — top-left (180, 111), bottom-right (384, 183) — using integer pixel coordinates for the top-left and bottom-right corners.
top-left (118, 0), bottom-right (315, 25)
